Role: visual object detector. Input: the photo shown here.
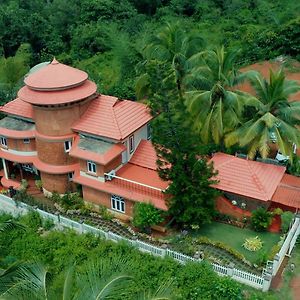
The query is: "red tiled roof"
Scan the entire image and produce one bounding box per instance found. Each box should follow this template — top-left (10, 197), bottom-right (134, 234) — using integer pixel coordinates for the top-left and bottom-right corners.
top-left (18, 80), bottom-right (97, 105)
top-left (116, 163), bottom-right (168, 190)
top-left (69, 136), bottom-right (125, 165)
top-left (72, 95), bottom-right (152, 140)
top-left (0, 98), bottom-right (33, 119)
top-left (210, 153), bottom-right (286, 201)
top-left (130, 140), bottom-right (157, 170)
top-left (24, 59), bottom-right (88, 91)
top-left (73, 173), bottom-right (167, 211)
top-left (272, 174), bottom-right (300, 209)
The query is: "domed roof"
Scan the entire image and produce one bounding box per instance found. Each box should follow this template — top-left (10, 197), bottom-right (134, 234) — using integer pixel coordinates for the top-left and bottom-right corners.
top-left (24, 59), bottom-right (88, 91)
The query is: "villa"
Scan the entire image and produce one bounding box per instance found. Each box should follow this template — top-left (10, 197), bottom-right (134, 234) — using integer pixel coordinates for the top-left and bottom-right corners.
top-left (0, 59), bottom-right (168, 221)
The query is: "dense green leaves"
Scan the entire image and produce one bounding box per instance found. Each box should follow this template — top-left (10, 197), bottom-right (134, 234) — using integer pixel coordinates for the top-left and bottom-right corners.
top-left (132, 203), bottom-right (164, 232)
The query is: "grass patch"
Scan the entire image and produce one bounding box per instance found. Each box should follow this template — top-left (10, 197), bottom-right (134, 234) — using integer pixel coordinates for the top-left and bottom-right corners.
top-left (193, 222), bottom-right (281, 263)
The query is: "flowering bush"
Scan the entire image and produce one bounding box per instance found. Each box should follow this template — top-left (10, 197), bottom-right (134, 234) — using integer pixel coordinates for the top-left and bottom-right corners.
top-left (243, 236), bottom-right (263, 252)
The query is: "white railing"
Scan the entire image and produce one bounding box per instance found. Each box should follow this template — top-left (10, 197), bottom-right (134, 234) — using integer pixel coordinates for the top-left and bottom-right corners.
top-left (0, 194), bottom-right (268, 290)
top-left (271, 216), bottom-right (300, 276)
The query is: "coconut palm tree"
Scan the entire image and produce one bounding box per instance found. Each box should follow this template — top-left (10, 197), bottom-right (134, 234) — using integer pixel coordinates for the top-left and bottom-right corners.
top-left (136, 22), bottom-right (204, 99)
top-left (185, 46), bottom-right (251, 145)
top-left (225, 69), bottom-right (300, 159)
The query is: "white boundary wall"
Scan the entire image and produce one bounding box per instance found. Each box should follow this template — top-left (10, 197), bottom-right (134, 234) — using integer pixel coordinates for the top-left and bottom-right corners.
top-left (0, 194), bottom-right (273, 291)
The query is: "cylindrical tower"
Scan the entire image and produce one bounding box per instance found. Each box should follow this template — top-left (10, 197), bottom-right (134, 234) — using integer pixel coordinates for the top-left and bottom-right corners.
top-left (18, 59), bottom-right (97, 194)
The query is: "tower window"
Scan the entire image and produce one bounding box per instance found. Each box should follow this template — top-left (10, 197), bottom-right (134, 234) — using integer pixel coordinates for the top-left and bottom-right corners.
top-left (23, 138), bottom-right (30, 144)
top-left (129, 135), bottom-right (134, 153)
top-left (0, 137), bottom-right (7, 147)
top-left (64, 140), bottom-right (72, 152)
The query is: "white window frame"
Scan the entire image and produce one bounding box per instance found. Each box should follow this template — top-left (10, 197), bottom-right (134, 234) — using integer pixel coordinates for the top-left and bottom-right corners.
top-left (0, 137), bottom-right (7, 147)
top-left (87, 161), bottom-right (97, 174)
top-left (68, 172), bottom-right (74, 181)
top-left (23, 138), bottom-right (30, 144)
top-left (111, 194), bottom-right (125, 213)
top-left (64, 140), bottom-right (72, 153)
top-left (129, 135), bottom-right (134, 153)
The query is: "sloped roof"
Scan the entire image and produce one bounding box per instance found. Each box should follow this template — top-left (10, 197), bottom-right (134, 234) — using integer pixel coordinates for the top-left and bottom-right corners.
top-left (130, 140), bottom-right (157, 170)
top-left (210, 153), bottom-right (286, 201)
top-left (0, 98), bottom-right (33, 119)
top-left (24, 59), bottom-right (88, 91)
top-left (72, 95), bottom-right (152, 140)
top-left (272, 174), bottom-right (300, 209)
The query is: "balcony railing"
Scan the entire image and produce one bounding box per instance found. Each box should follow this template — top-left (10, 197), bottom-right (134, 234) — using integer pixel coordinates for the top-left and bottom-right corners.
top-left (104, 173), bottom-right (165, 200)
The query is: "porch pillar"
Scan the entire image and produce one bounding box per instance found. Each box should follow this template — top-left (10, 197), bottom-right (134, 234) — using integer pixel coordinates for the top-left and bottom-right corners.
top-left (2, 158), bottom-right (8, 179)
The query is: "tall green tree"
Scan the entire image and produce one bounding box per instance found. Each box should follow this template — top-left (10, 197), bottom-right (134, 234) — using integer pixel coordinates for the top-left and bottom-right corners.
top-left (136, 22), bottom-right (204, 99)
top-left (143, 60), bottom-right (218, 227)
top-left (185, 46), bottom-right (250, 146)
top-left (225, 69), bottom-right (300, 159)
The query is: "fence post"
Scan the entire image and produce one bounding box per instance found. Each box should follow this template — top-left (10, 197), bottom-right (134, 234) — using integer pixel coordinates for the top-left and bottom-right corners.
top-left (272, 255), bottom-right (280, 276)
top-left (262, 273), bottom-right (272, 292)
top-left (79, 219), bottom-right (83, 234)
top-left (161, 244), bottom-right (168, 258)
top-left (227, 262), bottom-right (235, 277)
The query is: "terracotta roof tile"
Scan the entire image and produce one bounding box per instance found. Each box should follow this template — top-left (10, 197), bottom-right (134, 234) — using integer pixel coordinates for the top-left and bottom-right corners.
top-left (0, 98), bottom-right (33, 119)
top-left (129, 140), bottom-right (157, 170)
top-left (18, 80), bottom-right (97, 105)
top-left (116, 163), bottom-right (168, 190)
top-left (24, 59), bottom-right (88, 91)
top-left (272, 185), bottom-right (300, 209)
top-left (210, 153), bottom-right (286, 201)
top-left (73, 173), bottom-right (167, 211)
top-left (271, 174), bottom-right (300, 209)
top-left (72, 95), bottom-right (152, 140)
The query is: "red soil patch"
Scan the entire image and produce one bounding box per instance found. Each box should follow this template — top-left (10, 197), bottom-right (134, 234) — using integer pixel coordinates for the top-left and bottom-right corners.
top-left (238, 60), bottom-right (300, 101)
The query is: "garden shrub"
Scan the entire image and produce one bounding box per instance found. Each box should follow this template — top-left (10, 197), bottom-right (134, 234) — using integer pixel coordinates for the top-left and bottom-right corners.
top-left (281, 211), bottom-right (294, 233)
top-left (250, 208), bottom-right (272, 231)
top-left (255, 250), bottom-right (268, 266)
top-left (98, 205), bottom-right (113, 221)
top-left (243, 236), bottom-right (263, 252)
top-left (132, 202), bottom-right (164, 233)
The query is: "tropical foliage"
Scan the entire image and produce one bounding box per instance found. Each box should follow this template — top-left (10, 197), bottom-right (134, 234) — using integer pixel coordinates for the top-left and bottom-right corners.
top-left (132, 203), bottom-right (164, 232)
top-left (226, 70), bottom-right (300, 159)
top-left (0, 212), bottom-right (249, 300)
top-left (250, 208), bottom-right (273, 232)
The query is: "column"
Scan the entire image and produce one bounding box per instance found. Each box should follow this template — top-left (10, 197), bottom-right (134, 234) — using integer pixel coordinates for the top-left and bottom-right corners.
top-left (2, 158), bottom-right (8, 179)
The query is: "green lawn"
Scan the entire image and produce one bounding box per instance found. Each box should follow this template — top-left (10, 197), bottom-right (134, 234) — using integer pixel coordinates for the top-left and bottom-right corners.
top-left (194, 222), bottom-right (281, 263)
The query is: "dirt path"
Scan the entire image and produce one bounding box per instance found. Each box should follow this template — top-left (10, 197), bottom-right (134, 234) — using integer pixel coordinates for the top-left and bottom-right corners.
top-left (290, 276), bottom-right (300, 300)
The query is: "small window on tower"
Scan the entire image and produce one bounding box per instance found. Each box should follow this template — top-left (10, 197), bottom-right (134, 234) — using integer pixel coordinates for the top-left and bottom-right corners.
top-left (0, 137), bottom-right (7, 147)
top-left (23, 138), bottom-right (30, 144)
top-left (68, 172), bottom-right (74, 181)
top-left (87, 161), bottom-right (97, 174)
top-left (64, 140), bottom-right (72, 153)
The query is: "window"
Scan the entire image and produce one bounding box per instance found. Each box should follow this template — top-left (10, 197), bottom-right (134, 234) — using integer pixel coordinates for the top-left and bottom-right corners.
top-left (87, 161), bottom-right (97, 174)
top-left (68, 172), bottom-right (74, 181)
top-left (64, 140), bottom-right (72, 152)
top-left (147, 123), bottom-right (151, 140)
top-left (129, 135), bottom-right (134, 153)
top-left (23, 138), bottom-right (30, 144)
top-left (0, 137), bottom-right (7, 147)
top-left (111, 194), bottom-right (125, 213)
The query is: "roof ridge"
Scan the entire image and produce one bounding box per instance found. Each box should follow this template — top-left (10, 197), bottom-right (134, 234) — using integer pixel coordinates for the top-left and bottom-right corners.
top-left (279, 183), bottom-right (300, 191)
top-left (111, 104), bottom-right (122, 139)
top-left (247, 160), bottom-right (267, 196)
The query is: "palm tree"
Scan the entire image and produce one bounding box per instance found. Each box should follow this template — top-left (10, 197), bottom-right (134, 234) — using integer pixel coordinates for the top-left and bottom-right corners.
top-left (0, 219), bottom-right (26, 233)
top-left (225, 69), bottom-right (300, 159)
top-left (185, 46), bottom-right (251, 146)
top-left (0, 258), bottom-right (175, 300)
top-left (136, 22), bottom-right (204, 99)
